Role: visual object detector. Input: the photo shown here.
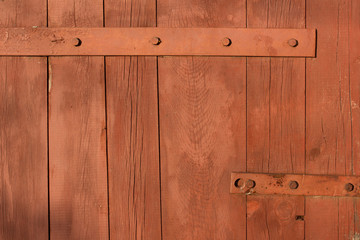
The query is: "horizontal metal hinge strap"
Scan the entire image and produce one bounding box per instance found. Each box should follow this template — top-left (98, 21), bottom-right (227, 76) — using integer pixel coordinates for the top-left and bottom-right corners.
top-left (0, 27), bottom-right (316, 56)
top-left (231, 173), bottom-right (360, 197)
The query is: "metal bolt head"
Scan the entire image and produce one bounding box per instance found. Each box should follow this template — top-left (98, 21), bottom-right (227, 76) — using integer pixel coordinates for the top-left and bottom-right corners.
top-left (151, 37), bottom-right (161, 45)
top-left (345, 183), bottom-right (354, 192)
top-left (234, 178), bottom-right (244, 188)
top-left (71, 38), bottom-right (82, 47)
top-left (245, 179), bottom-right (256, 188)
top-left (221, 37), bottom-right (232, 47)
top-left (288, 38), bottom-right (298, 47)
top-left (289, 181), bottom-right (299, 189)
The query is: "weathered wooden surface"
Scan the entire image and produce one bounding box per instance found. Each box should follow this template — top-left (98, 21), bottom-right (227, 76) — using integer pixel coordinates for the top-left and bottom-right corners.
top-left (246, 0), bottom-right (305, 239)
top-left (351, 0), bottom-right (360, 236)
top-left (104, 0), bottom-right (162, 239)
top-left (158, 0), bottom-right (247, 239)
top-left (305, 0), bottom-right (358, 239)
top-left (0, 0), bottom-right (359, 239)
top-left (0, 58), bottom-right (48, 240)
top-left (0, 0), bottom-right (48, 239)
top-left (48, 0), bottom-right (108, 239)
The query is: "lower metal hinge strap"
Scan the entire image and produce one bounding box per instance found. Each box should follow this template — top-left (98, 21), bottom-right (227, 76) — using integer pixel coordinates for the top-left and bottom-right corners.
top-left (231, 173), bottom-right (359, 197)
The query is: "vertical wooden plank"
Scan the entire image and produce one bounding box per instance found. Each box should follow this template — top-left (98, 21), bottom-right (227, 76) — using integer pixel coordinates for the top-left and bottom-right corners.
top-left (104, 0), bottom-right (162, 239)
top-left (48, 0), bottom-right (108, 239)
top-left (0, 0), bottom-right (48, 239)
top-left (0, 59), bottom-right (48, 240)
top-left (306, 0), bottom-right (353, 239)
top-left (158, 0), bottom-right (247, 239)
top-left (246, 0), bottom-right (305, 239)
top-left (351, 0), bottom-right (360, 236)
top-left (246, 1), bottom-right (270, 174)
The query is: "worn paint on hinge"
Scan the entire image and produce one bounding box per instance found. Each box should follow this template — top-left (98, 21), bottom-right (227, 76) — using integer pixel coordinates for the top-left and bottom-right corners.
top-left (0, 27), bottom-right (316, 57)
top-left (231, 172), bottom-right (360, 197)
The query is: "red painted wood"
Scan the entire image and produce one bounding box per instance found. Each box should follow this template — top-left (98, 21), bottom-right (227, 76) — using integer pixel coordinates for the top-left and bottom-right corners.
top-left (158, 0), bottom-right (247, 239)
top-left (0, 0), bottom-right (359, 238)
top-left (246, 0), bottom-right (305, 239)
top-left (0, 58), bottom-right (48, 240)
top-left (305, 0), bottom-right (355, 239)
top-left (351, 0), bottom-right (360, 235)
top-left (48, 0), bottom-right (108, 239)
top-left (104, 0), bottom-right (162, 238)
top-left (0, 0), bottom-right (48, 239)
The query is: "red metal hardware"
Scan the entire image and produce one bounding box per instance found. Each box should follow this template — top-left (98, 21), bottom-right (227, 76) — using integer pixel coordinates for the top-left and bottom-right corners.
top-left (0, 27), bottom-right (316, 56)
top-left (231, 172), bottom-right (360, 197)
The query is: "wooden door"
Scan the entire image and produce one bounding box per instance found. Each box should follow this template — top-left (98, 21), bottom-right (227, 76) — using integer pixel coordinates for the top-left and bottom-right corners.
top-left (0, 0), bottom-right (359, 239)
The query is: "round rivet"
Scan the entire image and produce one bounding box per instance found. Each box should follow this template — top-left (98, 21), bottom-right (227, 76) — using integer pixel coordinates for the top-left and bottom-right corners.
top-left (246, 179), bottom-right (256, 188)
top-left (345, 183), bottom-right (354, 192)
top-left (151, 37), bottom-right (161, 45)
top-left (288, 38), bottom-right (298, 47)
top-left (71, 38), bottom-right (82, 47)
top-left (289, 181), bottom-right (299, 189)
top-left (221, 37), bottom-right (232, 47)
top-left (234, 178), bottom-right (244, 188)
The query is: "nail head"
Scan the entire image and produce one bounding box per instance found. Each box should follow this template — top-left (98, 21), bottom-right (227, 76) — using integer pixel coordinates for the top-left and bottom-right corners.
top-left (288, 38), bottom-right (298, 47)
top-left (289, 181), bottom-right (299, 189)
top-left (345, 183), bottom-right (354, 192)
top-left (71, 38), bottom-right (82, 47)
top-left (222, 37), bottom-right (232, 47)
top-left (151, 37), bottom-right (161, 45)
top-left (234, 178), bottom-right (244, 188)
top-left (245, 179), bottom-right (256, 188)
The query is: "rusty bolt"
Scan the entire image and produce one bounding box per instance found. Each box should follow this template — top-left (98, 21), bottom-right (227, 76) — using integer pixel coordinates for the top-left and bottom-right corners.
top-left (234, 178), bottom-right (244, 188)
top-left (221, 37), bottom-right (232, 47)
top-left (289, 181), bottom-right (299, 189)
top-left (245, 179), bottom-right (256, 188)
top-left (288, 38), bottom-right (298, 47)
top-left (345, 183), bottom-right (354, 192)
top-left (71, 38), bottom-right (82, 47)
top-left (151, 37), bottom-right (161, 45)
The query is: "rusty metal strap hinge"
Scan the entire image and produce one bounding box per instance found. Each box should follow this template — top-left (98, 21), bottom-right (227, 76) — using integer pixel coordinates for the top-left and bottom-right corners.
top-left (0, 27), bottom-right (316, 57)
top-left (231, 173), bottom-right (359, 197)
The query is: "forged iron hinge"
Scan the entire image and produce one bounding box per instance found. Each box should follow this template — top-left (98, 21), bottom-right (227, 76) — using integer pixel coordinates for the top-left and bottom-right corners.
top-left (0, 27), bottom-right (316, 57)
top-left (231, 173), bottom-right (359, 197)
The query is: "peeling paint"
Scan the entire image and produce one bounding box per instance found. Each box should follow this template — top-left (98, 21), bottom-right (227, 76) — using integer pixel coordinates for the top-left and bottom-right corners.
top-left (352, 100), bottom-right (359, 109)
top-left (352, 232), bottom-right (360, 240)
top-left (48, 60), bottom-right (52, 93)
top-left (0, 31), bottom-right (9, 43)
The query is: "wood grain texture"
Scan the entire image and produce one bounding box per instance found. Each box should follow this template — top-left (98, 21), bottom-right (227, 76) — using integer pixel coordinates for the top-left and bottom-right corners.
top-left (49, 56), bottom-right (108, 239)
top-left (0, 0), bottom-right (48, 239)
top-left (305, 0), bottom-right (355, 239)
top-left (351, 0), bottom-right (360, 236)
top-left (159, 57), bottom-right (246, 240)
top-left (158, 0), bottom-right (246, 239)
top-left (105, 1), bottom-right (161, 239)
top-left (246, 0), bottom-right (305, 239)
top-left (48, 0), bottom-right (108, 239)
top-left (0, 58), bottom-right (48, 240)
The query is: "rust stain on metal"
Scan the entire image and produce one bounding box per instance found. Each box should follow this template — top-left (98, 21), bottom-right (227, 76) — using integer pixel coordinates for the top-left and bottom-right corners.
top-left (230, 172), bottom-right (360, 197)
